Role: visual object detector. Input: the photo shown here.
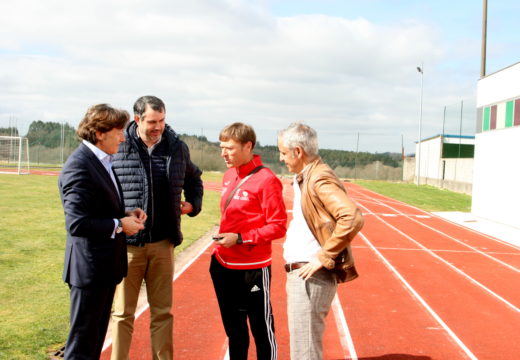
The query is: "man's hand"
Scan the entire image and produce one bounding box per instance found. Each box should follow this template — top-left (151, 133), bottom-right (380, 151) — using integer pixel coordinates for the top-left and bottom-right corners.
top-left (120, 216), bottom-right (145, 236)
top-left (213, 232), bottom-right (240, 248)
top-left (126, 208), bottom-right (147, 223)
top-left (180, 201), bottom-right (193, 215)
top-left (298, 257), bottom-right (324, 280)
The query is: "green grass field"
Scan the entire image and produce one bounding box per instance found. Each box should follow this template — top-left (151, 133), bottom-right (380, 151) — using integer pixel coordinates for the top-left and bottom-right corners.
top-left (0, 173), bottom-right (470, 358)
top-left (0, 174), bottom-right (69, 359)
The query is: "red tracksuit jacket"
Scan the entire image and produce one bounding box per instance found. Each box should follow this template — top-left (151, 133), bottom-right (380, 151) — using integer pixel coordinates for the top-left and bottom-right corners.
top-left (212, 155), bottom-right (287, 269)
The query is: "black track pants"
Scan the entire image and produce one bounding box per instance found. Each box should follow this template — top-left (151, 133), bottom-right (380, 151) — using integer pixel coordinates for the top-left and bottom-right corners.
top-left (210, 256), bottom-right (277, 360)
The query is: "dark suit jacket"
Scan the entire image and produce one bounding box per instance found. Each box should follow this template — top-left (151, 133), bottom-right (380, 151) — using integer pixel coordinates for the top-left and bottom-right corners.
top-left (59, 143), bottom-right (127, 288)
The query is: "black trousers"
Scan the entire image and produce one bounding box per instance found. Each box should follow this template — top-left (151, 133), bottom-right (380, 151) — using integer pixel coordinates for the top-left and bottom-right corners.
top-left (64, 284), bottom-right (116, 360)
top-left (210, 256), bottom-right (277, 360)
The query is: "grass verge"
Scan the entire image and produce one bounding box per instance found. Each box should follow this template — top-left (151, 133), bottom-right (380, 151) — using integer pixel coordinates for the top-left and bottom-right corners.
top-left (352, 180), bottom-right (472, 212)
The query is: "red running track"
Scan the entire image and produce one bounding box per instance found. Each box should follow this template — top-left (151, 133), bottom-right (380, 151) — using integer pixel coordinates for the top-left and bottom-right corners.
top-left (100, 181), bottom-right (520, 360)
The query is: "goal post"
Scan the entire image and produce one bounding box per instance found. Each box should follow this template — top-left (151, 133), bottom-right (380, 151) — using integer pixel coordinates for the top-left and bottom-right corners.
top-left (0, 136), bottom-right (30, 174)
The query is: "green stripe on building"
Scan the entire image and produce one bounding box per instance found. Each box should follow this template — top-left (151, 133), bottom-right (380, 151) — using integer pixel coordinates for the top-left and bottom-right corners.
top-left (505, 100), bottom-right (514, 127)
top-left (483, 107), bottom-right (490, 131)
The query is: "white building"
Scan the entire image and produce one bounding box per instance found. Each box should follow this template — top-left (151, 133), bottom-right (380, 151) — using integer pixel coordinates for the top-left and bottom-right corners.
top-left (413, 134), bottom-right (474, 195)
top-left (472, 61), bottom-right (520, 228)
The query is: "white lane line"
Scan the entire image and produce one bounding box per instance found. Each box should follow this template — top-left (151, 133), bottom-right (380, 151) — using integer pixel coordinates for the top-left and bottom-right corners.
top-left (357, 202), bottom-right (520, 313)
top-left (349, 194), bottom-right (405, 208)
top-left (332, 294), bottom-right (358, 360)
top-left (218, 336), bottom-right (230, 360)
top-left (173, 238), bottom-right (214, 282)
top-left (139, 237), bottom-right (214, 319)
top-left (364, 213), bottom-right (431, 218)
top-left (359, 232), bottom-right (478, 360)
top-left (432, 213), bottom-right (520, 251)
top-left (352, 246), bottom-right (520, 255)
top-left (350, 185), bottom-right (520, 251)
top-left (356, 191), bottom-right (520, 273)
top-left (223, 347), bottom-right (230, 360)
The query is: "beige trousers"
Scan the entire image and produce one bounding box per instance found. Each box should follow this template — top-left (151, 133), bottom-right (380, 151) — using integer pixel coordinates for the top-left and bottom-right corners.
top-left (286, 268), bottom-right (337, 360)
top-left (111, 240), bottom-right (174, 360)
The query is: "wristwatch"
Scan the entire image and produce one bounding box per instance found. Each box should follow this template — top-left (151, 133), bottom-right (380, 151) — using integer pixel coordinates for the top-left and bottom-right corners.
top-left (236, 233), bottom-right (243, 244)
top-left (116, 219), bottom-right (123, 234)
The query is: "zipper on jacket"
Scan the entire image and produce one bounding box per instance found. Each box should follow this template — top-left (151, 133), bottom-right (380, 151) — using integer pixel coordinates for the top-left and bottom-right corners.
top-left (148, 155), bottom-right (154, 242)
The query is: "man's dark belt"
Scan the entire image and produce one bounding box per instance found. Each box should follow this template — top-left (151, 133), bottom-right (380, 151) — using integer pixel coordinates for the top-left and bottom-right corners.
top-left (284, 262), bottom-right (309, 272)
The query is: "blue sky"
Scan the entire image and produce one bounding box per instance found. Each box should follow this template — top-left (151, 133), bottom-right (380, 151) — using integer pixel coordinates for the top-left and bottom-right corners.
top-left (1, 0), bottom-right (518, 153)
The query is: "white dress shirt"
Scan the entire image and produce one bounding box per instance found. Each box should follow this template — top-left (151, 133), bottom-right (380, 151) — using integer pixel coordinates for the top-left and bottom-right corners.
top-left (283, 173), bottom-right (321, 263)
top-left (83, 140), bottom-right (120, 237)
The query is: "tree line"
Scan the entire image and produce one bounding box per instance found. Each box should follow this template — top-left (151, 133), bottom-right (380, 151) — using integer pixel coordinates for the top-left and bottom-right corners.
top-left (25, 121), bottom-right (79, 148)
top-left (180, 134), bottom-right (402, 174)
top-left (254, 145), bottom-right (401, 168)
top-left (9, 121), bottom-right (402, 172)
top-left (0, 127), bottom-right (20, 136)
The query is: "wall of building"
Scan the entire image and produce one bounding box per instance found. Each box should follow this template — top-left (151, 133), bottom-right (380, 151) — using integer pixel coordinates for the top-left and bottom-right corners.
top-left (473, 62), bottom-right (520, 228)
top-left (411, 136), bottom-right (473, 194)
top-left (477, 62), bottom-right (520, 110)
top-left (419, 177), bottom-right (472, 195)
top-left (443, 158), bottom-right (473, 183)
top-left (402, 157), bottom-right (415, 182)
top-left (416, 136), bottom-right (442, 182)
top-left (472, 127), bottom-right (520, 227)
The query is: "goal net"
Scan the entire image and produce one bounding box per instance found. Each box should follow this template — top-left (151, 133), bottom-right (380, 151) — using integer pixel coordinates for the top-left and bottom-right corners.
top-left (0, 136), bottom-right (30, 174)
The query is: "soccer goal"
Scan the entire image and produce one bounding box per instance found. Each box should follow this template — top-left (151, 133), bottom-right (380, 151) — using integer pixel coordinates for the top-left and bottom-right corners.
top-left (0, 136), bottom-right (30, 174)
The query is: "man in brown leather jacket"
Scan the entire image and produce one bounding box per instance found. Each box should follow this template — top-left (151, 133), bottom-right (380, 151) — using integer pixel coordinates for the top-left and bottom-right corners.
top-left (278, 123), bottom-right (364, 360)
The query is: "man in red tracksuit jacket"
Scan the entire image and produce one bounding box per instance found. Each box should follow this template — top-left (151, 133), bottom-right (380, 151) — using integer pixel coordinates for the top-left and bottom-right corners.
top-left (210, 122), bottom-right (287, 360)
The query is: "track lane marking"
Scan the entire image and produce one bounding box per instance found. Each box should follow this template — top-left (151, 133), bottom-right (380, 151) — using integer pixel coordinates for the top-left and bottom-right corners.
top-left (359, 232), bottom-right (478, 360)
top-left (355, 190), bottom-right (520, 273)
top-left (349, 185), bottom-right (520, 251)
top-left (356, 201), bottom-right (520, 313)
top-left (351, 245), bottom-right (520, 255)
top-left (432, 212), bottom-right (520, 251)
top-left (332, 294), bottom-right (358, 360)
top-left (223, 344), bottom-right (230, 360)
top-left (173, 239), bottom-right (231, 360)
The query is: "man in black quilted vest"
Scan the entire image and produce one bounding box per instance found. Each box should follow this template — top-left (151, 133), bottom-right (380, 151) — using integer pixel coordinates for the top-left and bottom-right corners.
top-left (111, 95), bottom-right (204, 360)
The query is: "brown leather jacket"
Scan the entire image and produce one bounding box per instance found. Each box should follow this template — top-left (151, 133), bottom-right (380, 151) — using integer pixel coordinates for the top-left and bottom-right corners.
top-left (297, 157), bottom-right (364, 283)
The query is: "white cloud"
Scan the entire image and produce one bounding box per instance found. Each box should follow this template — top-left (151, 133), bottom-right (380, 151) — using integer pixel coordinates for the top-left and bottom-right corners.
top-left (0, 0), bottom-right (477, 152)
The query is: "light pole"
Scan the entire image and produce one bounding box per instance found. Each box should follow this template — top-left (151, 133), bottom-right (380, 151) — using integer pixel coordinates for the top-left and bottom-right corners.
top-left (481, 0), bottom-right (488, 78)
top-left (416, 64), bottom-right (424, 186)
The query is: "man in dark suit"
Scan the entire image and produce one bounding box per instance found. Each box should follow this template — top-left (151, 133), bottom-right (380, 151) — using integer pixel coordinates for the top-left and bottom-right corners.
top-left (59, 104), bottom-right (147, 359)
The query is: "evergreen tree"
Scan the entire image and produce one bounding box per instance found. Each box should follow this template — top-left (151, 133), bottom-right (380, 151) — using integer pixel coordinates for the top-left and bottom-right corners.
top-left (0, 127), bottom-right (19, 136)
top-left (26, 121), bottom-right (79, 148)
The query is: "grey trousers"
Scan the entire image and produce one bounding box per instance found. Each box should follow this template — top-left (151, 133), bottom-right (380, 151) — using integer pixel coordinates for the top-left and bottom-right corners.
top-left (286, 268), bottom-right (337, 360)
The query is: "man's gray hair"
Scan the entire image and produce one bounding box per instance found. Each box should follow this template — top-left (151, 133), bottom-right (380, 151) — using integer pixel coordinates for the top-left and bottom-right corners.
top-left (278, 123), bottom-right (319, 156)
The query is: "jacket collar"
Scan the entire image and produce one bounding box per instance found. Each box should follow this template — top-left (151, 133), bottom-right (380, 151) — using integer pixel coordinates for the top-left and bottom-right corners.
top-left (236, 154), bottom-right (263, 178)
top-left (296, 156), bottom-right (323, 185)
top-left (82, 139), bottom-right (111, 164)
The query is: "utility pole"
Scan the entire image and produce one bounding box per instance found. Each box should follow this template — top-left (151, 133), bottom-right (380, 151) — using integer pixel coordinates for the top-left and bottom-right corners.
top-left (354, 132), bottom-right (359, 180)
top-left (481, 0), bottom-right (488, 78)
top-left (416, 64), bottom-right (424, 186)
